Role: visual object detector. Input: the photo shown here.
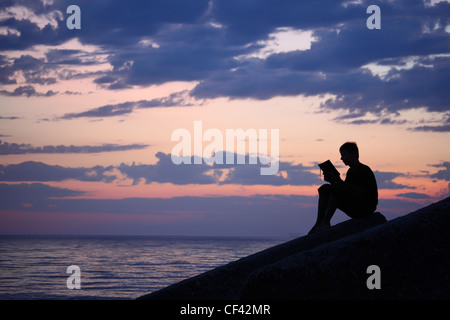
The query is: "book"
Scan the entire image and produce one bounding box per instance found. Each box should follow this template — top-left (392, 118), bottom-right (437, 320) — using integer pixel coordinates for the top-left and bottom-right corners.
top-left (318, 160), bottom-right (340, 178)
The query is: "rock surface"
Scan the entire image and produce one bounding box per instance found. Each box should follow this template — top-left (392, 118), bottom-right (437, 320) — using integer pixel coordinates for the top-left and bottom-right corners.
top-left (138, 212), bottom-right (387, 300)
top-left (138, 197), bottom-right (450, 300)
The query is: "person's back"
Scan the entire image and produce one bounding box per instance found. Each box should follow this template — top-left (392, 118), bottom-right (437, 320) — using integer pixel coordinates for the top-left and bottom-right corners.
top-left (343, 162), bottom-right (378, 217)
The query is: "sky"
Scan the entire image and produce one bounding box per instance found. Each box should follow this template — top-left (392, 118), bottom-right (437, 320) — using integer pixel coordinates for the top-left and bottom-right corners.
top-left (0, 0), bottom-right (449, 237)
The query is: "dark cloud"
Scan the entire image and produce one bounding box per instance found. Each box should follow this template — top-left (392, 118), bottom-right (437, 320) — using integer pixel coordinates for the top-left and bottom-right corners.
top-left (0, 54), bottom-right (61, 88)
top-left (412, 124), bottom-right (450, 132)
top-left (1, 0), bottom-right (449, 122)
top-left (374, 171), bottom-right (415, 190)
top-left (396, 192), bottom-right (432, 199)
top-left (0, 140), bottom-right (149, 155)
top-left (411, 114), bottom-right (450, 132)
top-left (0, 161), bottom-right (115, 182)
top-left (0, 85), bottom-right (57, 97)
top-left (430, 162), bottom-right (450, 181)
top-left (0, 182), bottom-right (319, 236)
top-left (5, 54), bottom-right (57, 85)
top-left (61, 101), bottom-right (136, 119)
top-left (221, 160), bottom-right (321, 186)
top-left (92, 0), bottom-right (449, 118)
top-left (118, 152), bottom-right (216, 185)
top-left (0, 50), bottom-right (104, 87)
top-left (0, 183), bottom-right (86, 214)
top-left (45, 49), bottom-right (96, 66)
top-left (117, 151), bottom-right (320, 186)
top-left (0, 0), bottom-right (212, 53)
top-left (0, 181), bottom-right (306, 217)
top-left (0, 183), bottom-right (84, 202)
top-left (0, 115), bottom-right (21, 120)
top-left (0, 182), bottom-right (431, 236)
top-left (60, 91), bottom-right (195, 119)
top-left (192, 49), bottom-right (450, 115)
top-left (0, 152), bottom-right (415, 188)
top-left (0, 54), bottom-right (16, 84)
top-left (117, 152), bottom-right (410, 188)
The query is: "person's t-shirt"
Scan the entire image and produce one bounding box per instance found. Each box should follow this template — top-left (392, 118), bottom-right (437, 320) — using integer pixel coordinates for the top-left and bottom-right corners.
top-left (345, 163), bottom-right (378, 212)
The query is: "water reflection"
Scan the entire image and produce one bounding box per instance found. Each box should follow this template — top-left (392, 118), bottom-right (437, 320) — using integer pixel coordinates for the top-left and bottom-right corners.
top-left (0, 235), bottom-right (285, 299)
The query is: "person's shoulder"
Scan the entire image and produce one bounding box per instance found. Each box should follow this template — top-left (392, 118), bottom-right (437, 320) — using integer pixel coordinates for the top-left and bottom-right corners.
top-left (360, 164), bottom-right (377, 181)
top-left (359, 163), bottom-right (374, 173)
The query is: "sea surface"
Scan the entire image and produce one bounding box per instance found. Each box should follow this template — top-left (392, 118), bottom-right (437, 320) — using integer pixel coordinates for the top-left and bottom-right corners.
top-left (0, 235), bottom-right (287, 300)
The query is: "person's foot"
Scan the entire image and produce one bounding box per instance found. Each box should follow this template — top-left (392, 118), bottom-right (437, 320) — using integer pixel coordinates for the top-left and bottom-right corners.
top-left (307, 224), bottom-right (317, 235)
top-left (308, 222), bottom-right (330, 234)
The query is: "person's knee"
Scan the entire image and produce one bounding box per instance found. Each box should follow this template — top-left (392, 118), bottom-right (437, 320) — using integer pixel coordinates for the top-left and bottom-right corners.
top-left (318, 184), bottom-right (332, 195)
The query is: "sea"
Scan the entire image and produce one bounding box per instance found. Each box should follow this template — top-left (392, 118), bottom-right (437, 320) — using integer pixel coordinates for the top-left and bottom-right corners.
top-left (0, 235), bottom-right (287, 300)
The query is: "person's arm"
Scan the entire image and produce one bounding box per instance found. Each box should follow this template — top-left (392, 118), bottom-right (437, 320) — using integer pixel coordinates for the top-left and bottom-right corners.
top-left (333, 176), bottom-right (366, 196)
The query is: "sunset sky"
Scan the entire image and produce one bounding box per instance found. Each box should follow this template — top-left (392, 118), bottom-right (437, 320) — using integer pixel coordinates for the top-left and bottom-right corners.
top-left (1, 0), bottom-right (449, 237)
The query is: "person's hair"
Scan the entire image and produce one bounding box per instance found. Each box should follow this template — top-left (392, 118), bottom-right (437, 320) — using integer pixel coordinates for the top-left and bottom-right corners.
top-left (340, 142), bottom-right (359, 158)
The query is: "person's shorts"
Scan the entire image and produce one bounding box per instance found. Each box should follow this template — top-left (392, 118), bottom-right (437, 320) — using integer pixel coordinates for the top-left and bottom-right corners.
top-left (318, 183), bottom-right (374, 218)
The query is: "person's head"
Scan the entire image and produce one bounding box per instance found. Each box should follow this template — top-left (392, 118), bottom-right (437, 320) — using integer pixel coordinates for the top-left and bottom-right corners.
top-left (339, 142), bottom-right (359, 166)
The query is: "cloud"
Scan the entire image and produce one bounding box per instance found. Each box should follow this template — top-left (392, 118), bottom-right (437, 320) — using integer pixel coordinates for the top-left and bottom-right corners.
top-left (1, 0), bottom-right (449, 123)
top-left (2, 182), bottom-right (109, 212)
top-left (396, 192), bottom-right (432, 199)
top-left (192, 45), bottom-right (450, 114)
top-left (0, 182), bottom-right (319, 236)
top-left (0, 181), bottom-right (308, 216)
top-left (0, 182), bottom-right (83, 199)
top-left (411, 114), bottom-right (450, 132)
top-left (102, 0), bottom-right (450, 117)
top-left (0, 153), bottom-right (316, 186)
top-left (118, 152), bottom-right (411, 188)
top-left (0, 182), bottom-right (85, 211)
top-left (0, 182), bottom-right (431, 236)
top-left (118, 152), bottom-right (216, 185)
top-left (374, 171), bottom-right (416, 190)
top-left (0, 47), bottom-right (108, 88)
top-left (0, 54), bottom-right (54, 86)
top-left (60, 91), bottom-right (195, 119)
top-left (0, 181), bottom-right (313, 217)
top-left (221, 160), bottom-right (321, 186)
top-left (0, 85), bottom-right (57, 97)
top-left (0, 5), bottom-right (63, 30)
top-left (0, 115), bottom-right (21, 120)
top-left (0, 140), bottom-right (149, 155)
top-left (61, 101), bottom-right (136, 119)
top-left (412, 124), bottom-right (450, 132)
top-left (0, 1), bottom-right (69, 51)
top-left (0, 161), bottom-right (116, 182)
top-left (430, 162), bottom-right (450, 181)
top-left (117, 152), bottom-right (321, 186)
top-left (0, 152), bottom-right (415, 189)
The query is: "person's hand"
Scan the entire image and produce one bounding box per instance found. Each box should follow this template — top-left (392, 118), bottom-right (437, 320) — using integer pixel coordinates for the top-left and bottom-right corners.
top-left (324, 173), bottom-right (338, 183)
top-left (323, 173), bottom-right (332, 183)
top-left (325, 173), bottom-right (341, 184)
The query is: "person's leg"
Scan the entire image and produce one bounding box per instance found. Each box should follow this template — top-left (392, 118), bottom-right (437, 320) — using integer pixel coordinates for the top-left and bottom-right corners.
top-left (314, 190), bottom-right (338, 231)
top-left (334, 189), bottom-right (374, 219)
top-left (309, 184), bottom-right (337, 234)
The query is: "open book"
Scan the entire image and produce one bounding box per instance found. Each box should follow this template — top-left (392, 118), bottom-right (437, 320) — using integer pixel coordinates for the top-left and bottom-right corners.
top-left (318, 160), bottom-right (340, 178)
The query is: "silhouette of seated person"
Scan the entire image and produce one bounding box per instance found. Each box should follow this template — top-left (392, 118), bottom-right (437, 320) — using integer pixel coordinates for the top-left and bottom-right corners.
top-left (309, 142), bottom-right (378, 234)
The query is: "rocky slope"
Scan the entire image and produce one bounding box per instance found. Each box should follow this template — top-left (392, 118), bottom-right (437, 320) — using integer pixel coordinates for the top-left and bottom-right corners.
top-left (138, 197), bottom-right (450, 300)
